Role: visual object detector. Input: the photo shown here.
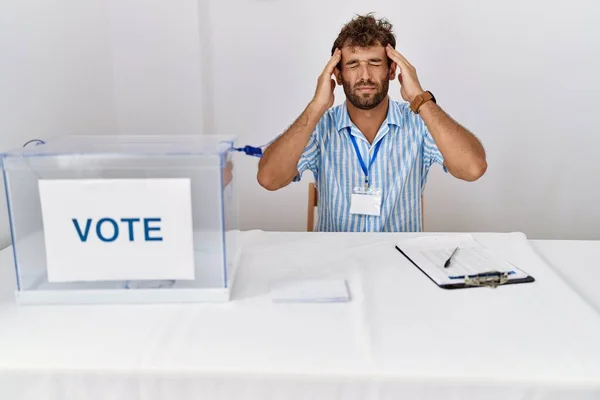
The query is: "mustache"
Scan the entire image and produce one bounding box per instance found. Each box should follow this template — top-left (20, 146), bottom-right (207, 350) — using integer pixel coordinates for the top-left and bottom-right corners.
top-left (354, 81), bottom-right (378, 89)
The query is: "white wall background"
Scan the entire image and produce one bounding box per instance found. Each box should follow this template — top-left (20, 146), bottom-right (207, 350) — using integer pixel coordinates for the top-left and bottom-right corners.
top-left (0, 0), bottom-right (206, 248)
top-left (0, 0), bottom-right (599, 248)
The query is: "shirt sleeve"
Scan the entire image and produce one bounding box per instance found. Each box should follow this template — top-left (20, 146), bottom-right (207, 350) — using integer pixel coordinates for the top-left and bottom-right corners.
top-left (292, 115), bottom-right (326, 182)
top-left (418, 115), bottom-right (447, 190)
top-left (422, 124), bottom-right (445, 169)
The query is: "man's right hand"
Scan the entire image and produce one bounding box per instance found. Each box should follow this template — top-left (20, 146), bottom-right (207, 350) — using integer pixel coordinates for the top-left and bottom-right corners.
top-left (257, 49), bottom-right (341, 191)
top-left (312, 48), bottom-right (341, 111)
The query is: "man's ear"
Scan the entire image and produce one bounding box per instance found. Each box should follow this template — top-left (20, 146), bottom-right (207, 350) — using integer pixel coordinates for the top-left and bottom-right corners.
top-left (388, 61), bottom-right (397, 81)
top-left (334, 67), bottom-right (343, 85)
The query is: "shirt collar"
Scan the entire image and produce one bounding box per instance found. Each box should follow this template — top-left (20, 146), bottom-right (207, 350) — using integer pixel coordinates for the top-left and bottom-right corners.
top-left (335, 99), bottom-right (403, 133)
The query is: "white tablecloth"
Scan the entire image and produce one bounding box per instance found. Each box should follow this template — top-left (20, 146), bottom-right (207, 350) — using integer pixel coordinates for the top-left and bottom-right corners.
top-left (530, 240), bottom-right (600, 314)
top-left (1, 231), bottom-right (600, 400)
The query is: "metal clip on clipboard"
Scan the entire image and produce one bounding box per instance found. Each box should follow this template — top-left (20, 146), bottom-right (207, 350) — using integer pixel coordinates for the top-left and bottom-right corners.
top-left (463, 271), bottom-right (510, 288)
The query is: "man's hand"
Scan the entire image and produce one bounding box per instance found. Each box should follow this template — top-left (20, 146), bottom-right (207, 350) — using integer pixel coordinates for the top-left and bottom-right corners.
top-left (386, 44), bottom-right (487, 181)
top-left (312, 48), bottom-right (341, 111)
top-left (258, 52), bottom-right (341, 191)
top-left (385, 44), bottom-right (424, 102)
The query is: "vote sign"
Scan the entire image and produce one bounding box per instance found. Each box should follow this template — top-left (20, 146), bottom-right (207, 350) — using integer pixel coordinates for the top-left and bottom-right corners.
top-left (38, 178), bottom-right (195, 283)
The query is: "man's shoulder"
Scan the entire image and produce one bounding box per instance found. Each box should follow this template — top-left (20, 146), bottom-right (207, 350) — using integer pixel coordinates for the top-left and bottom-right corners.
top-left (320, 103), bottom-right (345, 123)
top-left (313, 103), bottom-right (345, 135)
top-left (388, 99), bottom-right (416, 123)
top-left (388, 98), bottom-right (427, 133)
top-left (390, 98), bottom-right (411, 113)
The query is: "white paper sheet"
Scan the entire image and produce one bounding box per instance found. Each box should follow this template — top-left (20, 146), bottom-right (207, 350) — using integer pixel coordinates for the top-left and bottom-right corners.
top-left (38, 178), bottom-right (195, 282)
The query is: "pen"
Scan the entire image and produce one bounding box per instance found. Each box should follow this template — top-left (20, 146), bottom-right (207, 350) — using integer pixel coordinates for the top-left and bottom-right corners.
top-left (444, 247), bottom-right (459, 268)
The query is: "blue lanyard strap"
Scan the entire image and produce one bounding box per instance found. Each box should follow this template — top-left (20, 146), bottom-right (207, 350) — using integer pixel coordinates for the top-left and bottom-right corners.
top-left (348, 128), bottom-right (382, 188)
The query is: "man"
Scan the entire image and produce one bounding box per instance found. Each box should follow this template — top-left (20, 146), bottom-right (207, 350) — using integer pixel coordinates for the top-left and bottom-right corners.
top-left (257, 14), bottom-right (487, 232)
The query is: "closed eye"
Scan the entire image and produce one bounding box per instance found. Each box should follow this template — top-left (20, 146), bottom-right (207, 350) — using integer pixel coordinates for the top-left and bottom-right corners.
top-left (345, 59), bottom-right (384, 69)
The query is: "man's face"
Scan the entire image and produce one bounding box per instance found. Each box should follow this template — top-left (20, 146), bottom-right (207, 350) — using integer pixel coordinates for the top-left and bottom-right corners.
top-left (335, 44), bottom-right (396, 110)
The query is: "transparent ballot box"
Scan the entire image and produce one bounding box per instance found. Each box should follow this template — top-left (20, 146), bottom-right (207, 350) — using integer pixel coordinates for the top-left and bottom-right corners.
top-left (0, 135), bottom-right (240, 304)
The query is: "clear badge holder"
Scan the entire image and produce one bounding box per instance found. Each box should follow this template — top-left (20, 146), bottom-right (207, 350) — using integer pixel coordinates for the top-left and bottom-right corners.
top-left (350, 185), bottom-right (382, 216)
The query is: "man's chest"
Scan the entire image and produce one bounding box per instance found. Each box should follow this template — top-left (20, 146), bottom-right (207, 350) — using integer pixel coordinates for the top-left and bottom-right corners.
top-left (318, 134), bottom-right (424, 190)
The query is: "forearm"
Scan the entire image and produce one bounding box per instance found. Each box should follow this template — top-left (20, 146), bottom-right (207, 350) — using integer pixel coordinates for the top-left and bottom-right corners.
top-left (257, 101), bottom-right (326, 190)
top-left (418, 101), bottom-right (487, 181)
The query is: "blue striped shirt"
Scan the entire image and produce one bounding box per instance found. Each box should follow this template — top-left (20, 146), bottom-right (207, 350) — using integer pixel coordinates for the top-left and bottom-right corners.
top-left (294, 99), bottom-right (445, 232)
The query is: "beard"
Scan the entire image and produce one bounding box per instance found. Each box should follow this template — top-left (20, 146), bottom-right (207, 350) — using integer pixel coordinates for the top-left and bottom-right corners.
top-left (342, 77), bottom-right (389, 110)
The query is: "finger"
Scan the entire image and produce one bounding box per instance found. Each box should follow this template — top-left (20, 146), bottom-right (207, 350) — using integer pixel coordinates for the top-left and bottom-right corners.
top-left (386, 44), bottom-right (412, 68)
top-left (323, 48), bottom-right (341, 75)
top-left (385, 45), bottom-right (405, 65)
top-left (323, 48), bottom-right (342, 76)
top-left (385, 47), bottom-right (406, 70)
top-left (330, 79), bottom-right (335, 92)
top-left (385, 44), bottom-right (406, 62)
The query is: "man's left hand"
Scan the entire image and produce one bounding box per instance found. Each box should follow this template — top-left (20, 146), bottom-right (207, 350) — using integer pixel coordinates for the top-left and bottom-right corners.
top-left (386, 44), bottom-right (424, 103)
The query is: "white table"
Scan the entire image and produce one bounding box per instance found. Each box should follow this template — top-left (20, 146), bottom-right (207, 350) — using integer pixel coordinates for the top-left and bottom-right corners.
top-left (1, 231), bottom-right (600, 400)
top-left (529, 240), bottom-right (600, 314)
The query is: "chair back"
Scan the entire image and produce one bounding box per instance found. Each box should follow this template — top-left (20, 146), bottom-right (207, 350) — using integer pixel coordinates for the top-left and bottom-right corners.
top-left (307, 182), bottom-right (318, 231)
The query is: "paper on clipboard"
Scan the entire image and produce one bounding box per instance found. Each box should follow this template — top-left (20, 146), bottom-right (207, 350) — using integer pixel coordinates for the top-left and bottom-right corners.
top-left (396, 235), bottom-right (530, 287)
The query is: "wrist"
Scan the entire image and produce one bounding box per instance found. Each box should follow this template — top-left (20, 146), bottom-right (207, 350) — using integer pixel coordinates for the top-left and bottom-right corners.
top-left (417, 99), bottom-right (436, 115)
top-left (308, 100), bottom-right (329, 116)
top-left (408, 89), bottom-right (425, 103)
top-left (409, 90), bottom-right (436, 114)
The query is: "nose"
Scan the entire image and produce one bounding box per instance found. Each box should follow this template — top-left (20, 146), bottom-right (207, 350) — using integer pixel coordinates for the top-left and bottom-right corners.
top-left (358, 63), bottom-right (371, 81)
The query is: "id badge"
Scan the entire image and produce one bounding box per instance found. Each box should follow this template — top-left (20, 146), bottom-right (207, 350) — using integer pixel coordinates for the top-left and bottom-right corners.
top-left (350, 186), bottom-right (382, 216)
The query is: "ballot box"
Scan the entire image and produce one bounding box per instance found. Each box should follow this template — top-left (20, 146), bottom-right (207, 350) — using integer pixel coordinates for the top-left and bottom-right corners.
top-left (0, 135), bottom-right (240, 304)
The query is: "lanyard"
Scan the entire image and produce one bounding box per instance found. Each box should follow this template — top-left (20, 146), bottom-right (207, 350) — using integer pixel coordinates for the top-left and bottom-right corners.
top-left (348, 128), bottom-right (382, 189)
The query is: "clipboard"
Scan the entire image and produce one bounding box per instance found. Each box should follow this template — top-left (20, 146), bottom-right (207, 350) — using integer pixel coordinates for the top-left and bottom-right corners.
top-left (394, 236), bottom-right (535, 289)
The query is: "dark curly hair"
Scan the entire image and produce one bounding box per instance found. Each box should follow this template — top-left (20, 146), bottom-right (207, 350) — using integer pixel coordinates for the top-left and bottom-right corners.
top-left (331, 13), bottom-right (396, 58)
